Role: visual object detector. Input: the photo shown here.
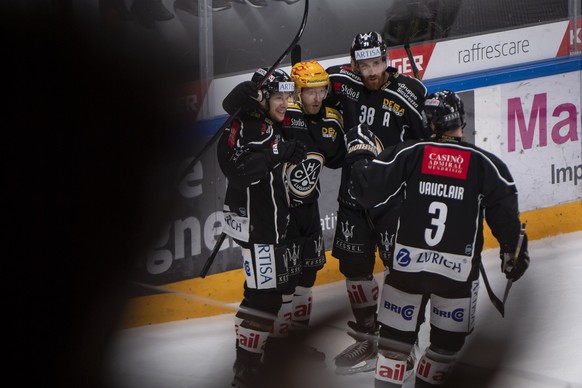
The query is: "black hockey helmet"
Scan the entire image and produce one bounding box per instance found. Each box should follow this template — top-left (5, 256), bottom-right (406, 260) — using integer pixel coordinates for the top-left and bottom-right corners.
top-left (251, 67), bottom-right (295, 100)
top-left (350, 31), bottom-right (388, 63)
top-left (424, 90), bottom-right (466, 134)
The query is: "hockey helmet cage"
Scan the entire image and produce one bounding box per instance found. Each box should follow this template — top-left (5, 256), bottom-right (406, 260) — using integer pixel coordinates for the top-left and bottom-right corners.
top-left (291, 61), bottom-right (330, 93)
top-left (424, 90), bottom-right (466, 134)
top-left (350, 31), bottom-right (388, 63)
top-left (251, 67), bottom-right (295, 100)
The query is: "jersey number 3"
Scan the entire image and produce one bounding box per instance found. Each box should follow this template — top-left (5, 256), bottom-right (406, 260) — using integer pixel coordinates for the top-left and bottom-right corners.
top-left (425, 201), bottom-right (447, 246)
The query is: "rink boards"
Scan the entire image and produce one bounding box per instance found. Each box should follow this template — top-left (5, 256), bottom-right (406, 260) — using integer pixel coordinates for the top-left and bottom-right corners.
top-left (120, 54), bottom-right (582, 329)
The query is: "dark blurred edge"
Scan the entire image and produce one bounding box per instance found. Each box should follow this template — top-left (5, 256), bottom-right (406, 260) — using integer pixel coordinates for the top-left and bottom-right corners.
top-left (4, 1), bottom-right (192, 387)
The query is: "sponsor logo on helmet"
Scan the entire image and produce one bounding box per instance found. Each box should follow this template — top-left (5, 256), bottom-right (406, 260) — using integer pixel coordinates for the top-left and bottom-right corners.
top-left (354, 47), bottom-right (382, 61)
top-left (425, 98), bottom-right (440, 107)
top-left (278, 82), bottom-right (295, 92)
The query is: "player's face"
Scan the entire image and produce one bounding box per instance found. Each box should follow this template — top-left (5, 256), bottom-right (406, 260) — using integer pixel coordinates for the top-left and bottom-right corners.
top-left (300, 86), bottom-right (327, 115)
top-left (357, 57), bottom-right (388, 91)
top-left (267, 92), bottom-right (292, 122)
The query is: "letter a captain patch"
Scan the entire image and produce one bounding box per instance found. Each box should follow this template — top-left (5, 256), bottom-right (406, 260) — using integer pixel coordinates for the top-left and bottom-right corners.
top-left (422, 145), bottom-right (471, 180)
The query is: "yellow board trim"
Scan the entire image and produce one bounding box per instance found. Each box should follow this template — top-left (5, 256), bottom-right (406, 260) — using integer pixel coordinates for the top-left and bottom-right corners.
top-left (119, 201), bottom-right (582, 329)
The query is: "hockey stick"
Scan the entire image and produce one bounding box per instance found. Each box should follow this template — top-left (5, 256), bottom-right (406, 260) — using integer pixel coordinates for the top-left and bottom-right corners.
top-left (195, 1), bottom-right (310, 278)
top-left (199, 232), bottom-right (226, 278)
top-left (291, 44), bottom-right (301, 66)
top-left (177, 0), bottom-right (310, 185)
top-left (479, 262), bottom-right (505, 317)
top-left (502, 223), bottom-right (527, 304)
top-left (404, 41), bottom-right (420, 80)
top-left (480, 222), bottom-right (527, 317)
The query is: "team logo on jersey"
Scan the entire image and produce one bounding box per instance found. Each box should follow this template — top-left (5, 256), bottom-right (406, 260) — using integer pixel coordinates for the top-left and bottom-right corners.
top-left (341, 220), bottom-right (355, 241)
top-left (422, 145), bottom-right (471, 180)
top-left (287, 153), bottom-right (324, 198)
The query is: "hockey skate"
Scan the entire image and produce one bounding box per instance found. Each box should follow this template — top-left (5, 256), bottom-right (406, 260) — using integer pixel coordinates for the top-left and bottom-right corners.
top-left (334, 322), bottom-right (378, 375)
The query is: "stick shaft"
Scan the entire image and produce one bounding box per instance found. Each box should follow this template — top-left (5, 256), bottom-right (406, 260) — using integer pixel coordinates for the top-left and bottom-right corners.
top-left (177, 0), bottom-right (310, 184)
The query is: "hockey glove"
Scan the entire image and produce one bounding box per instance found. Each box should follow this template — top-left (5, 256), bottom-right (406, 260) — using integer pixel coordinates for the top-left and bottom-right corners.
top-left (222, 81), bottom-right (263, 115)
top-left (345, 124), bottom-right (378, 164)
top-left (501, 233), bottom-right (530, 282)
top-left (264, 140), bottom-right (307, 168)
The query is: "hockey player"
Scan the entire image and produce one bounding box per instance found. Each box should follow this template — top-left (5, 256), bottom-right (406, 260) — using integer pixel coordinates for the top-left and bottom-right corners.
top-left (222, 61), bottom-right (346, 363)
top-left (325, 31), bottom-right (430, 374)
top-left (271, 60), bottom-right (345, 356)
top-left (217, 67), bottom-right (307, 388)
top-left (343, 90), bottom-right (530, 387)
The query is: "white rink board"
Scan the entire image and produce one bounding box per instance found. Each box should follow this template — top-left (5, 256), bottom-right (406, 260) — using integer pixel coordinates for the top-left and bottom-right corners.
top-left (474, 70), bottom-right (582, 212)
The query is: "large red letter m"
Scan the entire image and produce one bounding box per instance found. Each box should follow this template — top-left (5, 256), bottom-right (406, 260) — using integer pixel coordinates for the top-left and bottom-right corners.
top-left (507, 93), bottom-right (548, 152)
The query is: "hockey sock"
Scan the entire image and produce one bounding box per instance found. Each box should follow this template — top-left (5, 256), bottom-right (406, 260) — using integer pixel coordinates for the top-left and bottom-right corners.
top-left (291, 286), bottom-right (313, 333)
top-left (346, 276), bottom-right (379, 328)
top-left (415, 346), bottom-right (458, 386)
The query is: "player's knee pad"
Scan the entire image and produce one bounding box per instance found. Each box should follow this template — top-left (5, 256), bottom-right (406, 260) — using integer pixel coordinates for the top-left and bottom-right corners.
top-left (428, 291), bottom-right (476, 352)
top-left (415, 346), bottom-right (458, 386)
top-left (377, 283), bottom-right (424, 333)
top-left (346, 276), bottom-right (380, 310)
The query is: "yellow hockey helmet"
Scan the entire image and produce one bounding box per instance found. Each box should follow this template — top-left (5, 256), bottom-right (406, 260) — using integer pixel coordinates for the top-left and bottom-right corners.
top-left (290, 61), bottom-right (329, 93)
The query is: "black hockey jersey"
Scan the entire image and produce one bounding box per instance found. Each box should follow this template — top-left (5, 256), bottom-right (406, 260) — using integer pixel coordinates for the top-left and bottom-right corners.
top-left (349, 136), bottom-right (522, 284)
top-left (282, 102), bottom-right (345, 207)
top-left (325, 64), bottom-right (430, 208)
top-left (217, 111), bottom-right (290, 244)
